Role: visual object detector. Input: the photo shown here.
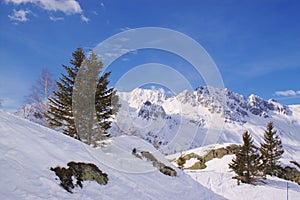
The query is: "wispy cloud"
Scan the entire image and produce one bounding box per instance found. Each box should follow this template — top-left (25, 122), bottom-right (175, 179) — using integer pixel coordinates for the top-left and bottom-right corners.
top-left (275, 90), bottom-right (300, 97)
top-left (5, 0), bottom-right (89, 22)
top-left (5, 0), bottom-right (82, 14)
top-left (0, 97), bottom-right (22, 112)
top-left (100, 2), bottom-right (105, 9)
top-left (92, 10), bottom-right (98, 15)
top-left (80, 14), bottom-right (90, 23)
top-left (49, 16), bottom-right (64, 21)
top-left (8, 9), bottom-right (32, 22)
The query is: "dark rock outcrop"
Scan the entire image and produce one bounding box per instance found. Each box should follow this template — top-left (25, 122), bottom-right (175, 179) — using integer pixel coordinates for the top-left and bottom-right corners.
top-left (177, 144), bottom-right (240, 170)
top-left (278, 165), bottom-right (300, 185)
top-left (51, 161), bottom-right (108, 193)
top-left (132, 148), bottom-right (177, 177)
top-left (138, 101), bottom-right (167, 120)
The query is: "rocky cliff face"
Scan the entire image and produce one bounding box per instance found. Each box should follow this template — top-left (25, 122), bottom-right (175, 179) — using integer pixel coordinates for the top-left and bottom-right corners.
top-left (247, 94), bottom-right (291, 117)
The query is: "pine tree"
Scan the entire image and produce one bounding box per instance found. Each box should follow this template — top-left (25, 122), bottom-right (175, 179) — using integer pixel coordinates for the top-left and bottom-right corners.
top-left (95, 70), bottom-right (119, 136)
top-left (47, 48), bottom-right (119, 145)
top-left (47, 47), bottom-right (85, 139)
top-left (73, 52), bottom-right (119, 145)
top-left (260, 122), bottom-right (284, 176)
top-left (72, 51), bottom-right (101, 144)
top-left (229, 131), bottom-right (263, 185)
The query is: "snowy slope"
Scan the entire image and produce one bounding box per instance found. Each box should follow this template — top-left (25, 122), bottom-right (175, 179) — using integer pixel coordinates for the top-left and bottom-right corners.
top-left (112, 87), bottom-right (300, 159)
top-left (14, 103), bottom-right (46, 126)
top-left (167, 145), bottom-right (300, 200)
top-left (0, 110), bottom-right (224, 200)
top-left (187, 155), bottom-right (300, 200)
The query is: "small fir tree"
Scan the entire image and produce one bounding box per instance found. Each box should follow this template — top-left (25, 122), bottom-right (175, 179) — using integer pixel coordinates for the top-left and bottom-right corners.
top-left (229, 131), bottom-right (263, 185)
top-left (260, 122), bottom-right (284, 176)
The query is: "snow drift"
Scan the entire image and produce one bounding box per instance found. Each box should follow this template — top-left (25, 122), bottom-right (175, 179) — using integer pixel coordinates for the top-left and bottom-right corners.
top-left (0, 110), bottom-right (223, 199)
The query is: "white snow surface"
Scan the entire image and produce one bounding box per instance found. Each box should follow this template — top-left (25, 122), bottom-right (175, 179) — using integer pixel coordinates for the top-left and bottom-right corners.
top-left (14, 103), bottom-right (45, 126)
top-left (0, 110), bottom-right (224, 200)
top-left (167, 145), bottom-right (300, 200)
top-left (187, 155), bottom-right (300, 200)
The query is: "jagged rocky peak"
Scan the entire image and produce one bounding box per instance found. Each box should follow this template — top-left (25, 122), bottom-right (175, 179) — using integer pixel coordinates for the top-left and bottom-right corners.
top-left (174, 90), bottom-right (197, 106)
top-left (223, 88), bottom-right (248, 110)
top-left (194, 86), bottom-right (248, 118)
top-left (194, 86), bottom-right (220, 108)
top-left (268, 98), bottom-right (292, 115)
top-left (130, 88), bottom-right (167, 103)
top-left (119, 86), bottom-right (291, 124)
top-left (138, 101), bottom-right (167, 120)
top-left (194, 86), bottom-right (291, 117)
top-left (195, 86), bottom-right (246, 105)
top-left (247, 94), bottom-right (291, 117)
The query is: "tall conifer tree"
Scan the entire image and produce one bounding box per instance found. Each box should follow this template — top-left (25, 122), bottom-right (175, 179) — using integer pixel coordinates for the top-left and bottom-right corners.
top-left (47, 48), bottom-right (119, 144)
top-left (73, 52), bottom-right (119, 145)
top-left (95, 71), bottom-right (119, 133)
top-left (260, 122), bottom-right (284, 176)
top-left (47, 47), bottom-right (85, 139)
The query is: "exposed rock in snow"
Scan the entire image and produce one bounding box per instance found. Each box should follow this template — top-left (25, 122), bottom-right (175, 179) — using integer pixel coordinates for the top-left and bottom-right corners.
top-left (248, 94), bottom-right (292, 117)
top-left (138, 101), bottom-right (167, 120)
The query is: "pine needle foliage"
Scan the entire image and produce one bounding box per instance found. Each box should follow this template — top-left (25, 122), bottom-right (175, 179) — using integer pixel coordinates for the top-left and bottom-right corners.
top-left (47, 48), bottom-right (119, 144)
top-left (260, 122), bottom-right (284, 176)
top-left (229, 131), bottom-right (264, 185)
top-left (47, 47), bottom-right (84, 139)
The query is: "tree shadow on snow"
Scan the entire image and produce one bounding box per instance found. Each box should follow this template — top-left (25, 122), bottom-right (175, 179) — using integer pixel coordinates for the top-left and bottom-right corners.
top-left (265, 178), bottom-right (300, 193)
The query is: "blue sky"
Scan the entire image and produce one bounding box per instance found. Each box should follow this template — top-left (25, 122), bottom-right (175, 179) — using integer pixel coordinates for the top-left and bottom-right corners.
top-left (0, 0), bottom-right (300, 111)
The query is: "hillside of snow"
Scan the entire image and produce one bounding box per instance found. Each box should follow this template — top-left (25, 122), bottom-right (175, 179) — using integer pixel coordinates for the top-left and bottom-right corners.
top-left (167, 144), bottom-right (300, 200)
top-left (15, 103), bottom-right (46, 126)
top-left (0, 110), bottom-right (224, 199)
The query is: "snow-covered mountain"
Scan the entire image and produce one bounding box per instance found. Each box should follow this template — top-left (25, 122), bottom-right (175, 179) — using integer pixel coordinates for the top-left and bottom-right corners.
top-left (0, 110), bottom-right (223, 199)
top-left (14, 86), bottom-right (300, 160)
top-left (3, 85), bottom-right (300, 199)
top-left (112, 86), bottom-right (300, 160)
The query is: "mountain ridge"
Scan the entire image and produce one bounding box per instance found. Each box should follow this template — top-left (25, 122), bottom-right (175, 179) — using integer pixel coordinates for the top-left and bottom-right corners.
top-left (14, 86), bottom-right (300, 159)
top-left (113, 86), bottom-right (300, 158)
